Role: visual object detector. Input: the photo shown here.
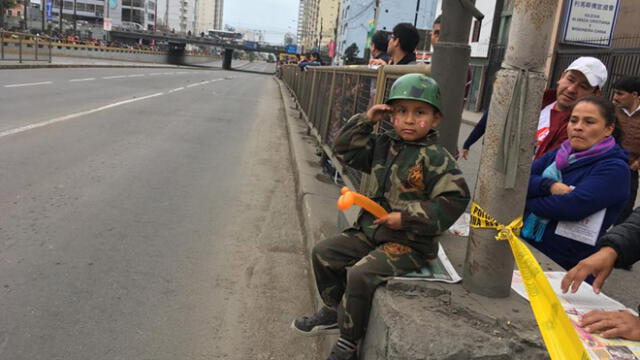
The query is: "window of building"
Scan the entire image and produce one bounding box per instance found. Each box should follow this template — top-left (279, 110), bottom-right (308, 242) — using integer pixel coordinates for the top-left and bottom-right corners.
top-left (63, 1), bottom-right (73, 10)
top-left (471, 19), bottom-right (482, 43)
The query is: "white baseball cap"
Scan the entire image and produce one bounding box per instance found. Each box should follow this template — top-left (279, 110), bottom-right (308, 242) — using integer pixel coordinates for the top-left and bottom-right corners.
top-left (565, 56), bottom-right (608, 89)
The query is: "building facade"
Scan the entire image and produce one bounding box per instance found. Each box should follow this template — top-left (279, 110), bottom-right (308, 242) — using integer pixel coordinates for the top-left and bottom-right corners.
top-left (297, 0), bottom-right (319, 53)
top-left (195, 0), bottom-right (223, 34)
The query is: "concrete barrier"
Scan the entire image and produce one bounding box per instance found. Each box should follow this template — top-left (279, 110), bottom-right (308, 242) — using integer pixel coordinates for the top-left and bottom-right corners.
top-left (0, 39), bottom-right (219, 64)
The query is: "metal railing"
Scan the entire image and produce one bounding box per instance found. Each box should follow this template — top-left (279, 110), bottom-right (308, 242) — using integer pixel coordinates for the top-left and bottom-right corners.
top-left (1, 30), bottom-right (53, 63)
top-left (281, 63), bottom-right (431, 189)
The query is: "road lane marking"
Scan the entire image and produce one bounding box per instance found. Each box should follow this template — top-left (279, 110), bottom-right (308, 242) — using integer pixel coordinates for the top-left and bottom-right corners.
top-left (127, 74), bottom-right (145, 78)
top-left (169, 87), bottom-right (185, 93)
top-left (186, 83), bottom-right (200, 88)
top-left (0, 92), bottom-right (164, 139)
top-left (103, 75), bottom-right (127, 79)
top-left (161, 72), bottom-right (175, 75)
top-left (4, 81), bottom-right (53, 88)
top-left (176, 71), bottom-right (189, 74)
top-left (69, 77), bottom-right (96, 82)
top-left (148, 72), bottom-right (164, 76)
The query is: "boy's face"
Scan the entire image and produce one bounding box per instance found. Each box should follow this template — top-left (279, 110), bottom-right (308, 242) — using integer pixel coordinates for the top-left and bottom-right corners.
top-left (390, 99), bottom-right (441, 142)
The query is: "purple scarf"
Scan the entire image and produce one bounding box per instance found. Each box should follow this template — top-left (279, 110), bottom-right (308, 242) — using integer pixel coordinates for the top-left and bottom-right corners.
top-left (555, 136), bottom-right (616, 169)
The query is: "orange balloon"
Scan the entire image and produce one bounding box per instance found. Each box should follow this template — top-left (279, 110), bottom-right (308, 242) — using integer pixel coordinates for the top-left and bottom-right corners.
top-left (337, 188), bottom-right (388, 219)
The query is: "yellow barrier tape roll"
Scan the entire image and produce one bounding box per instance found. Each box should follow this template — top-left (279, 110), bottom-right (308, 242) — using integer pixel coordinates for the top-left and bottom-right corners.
top-left (469, 202), bottom-right (588, 360)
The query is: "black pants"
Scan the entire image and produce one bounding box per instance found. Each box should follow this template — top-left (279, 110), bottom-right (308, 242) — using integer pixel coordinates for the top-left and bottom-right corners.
top-left (616, 169), bottom-right (639, 225)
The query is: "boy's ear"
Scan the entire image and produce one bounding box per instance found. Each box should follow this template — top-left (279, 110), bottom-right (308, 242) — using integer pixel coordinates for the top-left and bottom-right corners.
top-left (432, 112), bottom-right (443, 127)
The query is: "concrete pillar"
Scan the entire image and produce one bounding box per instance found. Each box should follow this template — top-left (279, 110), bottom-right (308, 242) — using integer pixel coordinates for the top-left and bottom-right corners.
top-left (222, 49), bottom-right (233, 70)
top-left (462, 0), bottom-right (559, 298)
top-left (430, 0), bottom-right (476, 155)
top-left (167, 42), bottom-right (185, 65)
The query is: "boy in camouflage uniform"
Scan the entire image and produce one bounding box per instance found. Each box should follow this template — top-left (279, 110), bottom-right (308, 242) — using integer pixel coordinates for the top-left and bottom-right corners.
top-left (292, 74), bottom-right (470, 360)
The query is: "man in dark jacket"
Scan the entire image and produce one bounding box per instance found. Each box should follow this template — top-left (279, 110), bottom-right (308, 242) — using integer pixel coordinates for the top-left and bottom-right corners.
top-left (561, 207), bottom-right (640, 340)
top-left (369, 23), bottom-right (418, 65)
top-left (368, 30), bottom-right (390, 65)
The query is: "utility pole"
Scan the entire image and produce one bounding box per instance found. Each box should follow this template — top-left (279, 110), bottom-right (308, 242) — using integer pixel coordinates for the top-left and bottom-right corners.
top-left (430, 0), bottom-right (482, 155)
top-left (413, 0), bottom-right (421, 27)
top-left (462, 0), bottom-right (559, 298)
top-left (41, 0), bottom-right (45, 32)
top-left (59, 0), bottom-right (62, 34)
top-left (23, 0), bottom-right (29, 31)
top-left (72, 0), bottom-right (76, 35)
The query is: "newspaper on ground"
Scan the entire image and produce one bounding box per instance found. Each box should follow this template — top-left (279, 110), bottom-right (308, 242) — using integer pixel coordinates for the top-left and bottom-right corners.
top-left (512, 271), bottom-right (640, 360)
top-left (394, 243), bottom-right (462, 283)
top-left (448, 212), bottom-right (470, 236)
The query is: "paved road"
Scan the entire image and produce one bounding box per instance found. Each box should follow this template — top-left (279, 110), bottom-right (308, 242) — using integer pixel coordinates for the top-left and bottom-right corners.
top-left (0, 62), bottom-right (317, 359)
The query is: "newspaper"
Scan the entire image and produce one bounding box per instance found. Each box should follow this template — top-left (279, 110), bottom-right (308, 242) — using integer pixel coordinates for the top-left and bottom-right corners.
top-left (394, 244), bottom-right (462, 283)
top-left (512, 271), bottom-right (640, 360)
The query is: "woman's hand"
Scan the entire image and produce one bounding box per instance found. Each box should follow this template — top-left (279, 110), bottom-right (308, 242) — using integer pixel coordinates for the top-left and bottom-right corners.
top-left (366, 104), bottom-right (392, 123)
top-left (374, 212), bottom-right (402, 230)
top-left (550, 182), bottom-right (573, 195)
top-left (630, 160), bottom-right (640, 171)
top-left (580, 309), bottom-right (640, 340)
top-left (369, 58), bottom-right (388, 66)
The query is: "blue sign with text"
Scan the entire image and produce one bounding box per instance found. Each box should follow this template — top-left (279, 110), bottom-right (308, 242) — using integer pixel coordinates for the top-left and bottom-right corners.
top-left (285, 45), bottom-right (297, 54)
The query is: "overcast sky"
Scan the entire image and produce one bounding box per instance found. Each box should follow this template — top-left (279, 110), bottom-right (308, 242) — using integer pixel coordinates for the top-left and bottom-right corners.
top-left (224, 0), bottom-right (299, 44)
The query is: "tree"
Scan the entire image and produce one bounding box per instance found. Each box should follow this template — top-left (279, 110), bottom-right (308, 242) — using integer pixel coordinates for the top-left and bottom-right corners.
top-left (342, 43), bottom-right (359, 65)
top-left (0, 0), bottom-right (18, 29)
top-left (248, 51), bottom-right (256, 62)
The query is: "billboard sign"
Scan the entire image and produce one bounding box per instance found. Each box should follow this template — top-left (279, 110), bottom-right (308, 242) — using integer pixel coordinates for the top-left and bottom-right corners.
top-left (562, 0), bottom-right (620, 47)
top-left (103, 18), bottom-right (113, 31)
top-left (46, 0), bottom-right (53, 20)
top-left (285, 44), bottom-right (297, 54)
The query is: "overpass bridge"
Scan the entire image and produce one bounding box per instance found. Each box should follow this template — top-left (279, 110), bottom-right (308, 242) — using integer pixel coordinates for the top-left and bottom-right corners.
top-left (109, 29), bottom-right (286, 69)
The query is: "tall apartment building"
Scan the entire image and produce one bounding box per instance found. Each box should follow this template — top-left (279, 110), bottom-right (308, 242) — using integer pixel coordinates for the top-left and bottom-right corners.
top-left (155, 0), bottom-right (194, 33)
top-left (194, 0), bottom-right (223, 34)
top-left (317, 0), bottom-right (339, 50)
top-left (298, 0), bottom-right (339, 53)
top-left (297, 0), bottom-right (319, 52)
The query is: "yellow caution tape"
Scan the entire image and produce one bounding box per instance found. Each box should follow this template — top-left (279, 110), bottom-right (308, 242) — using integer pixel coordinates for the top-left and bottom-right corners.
top-left (470, 202), bottom-right (589, 360)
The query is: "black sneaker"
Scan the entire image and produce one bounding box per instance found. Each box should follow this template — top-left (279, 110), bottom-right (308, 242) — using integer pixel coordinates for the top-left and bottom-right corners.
top-left (291, 306), bottom-right (339, 336)
top-left (326, 342), bottom-right (357, 360)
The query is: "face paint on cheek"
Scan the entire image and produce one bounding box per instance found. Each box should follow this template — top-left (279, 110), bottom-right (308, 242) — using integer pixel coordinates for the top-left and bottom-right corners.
top-left (418, 120), bottom-right (427, 128)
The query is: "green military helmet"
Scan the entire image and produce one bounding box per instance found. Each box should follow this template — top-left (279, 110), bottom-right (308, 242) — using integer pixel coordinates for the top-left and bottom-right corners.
top-left (385, 73), bottom-right (442, 113)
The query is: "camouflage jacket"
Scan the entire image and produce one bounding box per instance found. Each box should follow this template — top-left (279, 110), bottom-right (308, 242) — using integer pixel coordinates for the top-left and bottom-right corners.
top-left (334, 113), bottom-right (471, 259)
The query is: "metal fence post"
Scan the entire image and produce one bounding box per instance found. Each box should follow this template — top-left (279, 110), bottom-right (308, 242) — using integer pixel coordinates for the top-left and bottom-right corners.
top-left (35, 36), bottom-right (39, 61)
top-left (48, 37), bottom-right (52, 63)
top-left (1, 31), bottom-right (4, 60)
top-left (19, 36), bottom-right (22, 63)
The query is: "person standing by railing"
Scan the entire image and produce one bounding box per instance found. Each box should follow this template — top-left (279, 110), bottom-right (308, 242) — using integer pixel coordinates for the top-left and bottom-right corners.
top-left (369, 23), bottom-right (419, 66)
top-left (368, 30), bottom-right (390, 65)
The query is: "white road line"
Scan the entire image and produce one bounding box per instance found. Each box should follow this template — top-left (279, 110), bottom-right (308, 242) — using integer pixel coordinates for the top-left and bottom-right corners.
top-left (0, 92), bottom-right (164, 139)
top-left (169, 87), bottom-right (185, 93)
top-left (69, 77), bottom-right (96, 82)
top-left (161, 72), bottom-right (175, 75)
top-left (186, 83), bottom-right (200, 88)
top-left (127, 74), bottom-right (145, 78)
top-left (148, 73), bottom-right (164, 76)
top-left (103, 75), bottom-right (127, 80)
top-left (4, 81), bottom-right (53, 88)
top-left (176, 71), bottom-right (189, 74)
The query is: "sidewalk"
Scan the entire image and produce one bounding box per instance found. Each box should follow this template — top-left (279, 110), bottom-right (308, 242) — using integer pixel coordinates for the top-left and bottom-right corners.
top-left (275, 77), bottom-right (553, 359)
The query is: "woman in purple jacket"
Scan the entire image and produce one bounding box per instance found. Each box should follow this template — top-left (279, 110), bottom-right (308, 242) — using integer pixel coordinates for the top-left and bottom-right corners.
top-left (523, 96), bottom-right (630, 270)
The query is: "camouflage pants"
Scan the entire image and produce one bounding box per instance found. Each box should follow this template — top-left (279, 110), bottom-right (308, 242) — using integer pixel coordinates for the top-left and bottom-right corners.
top-left (311, 228), bottom-right (428, 342)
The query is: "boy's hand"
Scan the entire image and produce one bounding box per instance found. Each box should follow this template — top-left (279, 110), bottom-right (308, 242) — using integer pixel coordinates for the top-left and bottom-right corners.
top-left (374, 212), bottom-right (402, 230)
top-left (366, 104), bottom-right (392, 123)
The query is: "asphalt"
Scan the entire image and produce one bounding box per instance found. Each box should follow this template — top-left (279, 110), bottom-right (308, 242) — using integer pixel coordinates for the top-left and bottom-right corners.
top-left (0, 63), bottom-right (319, 360)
